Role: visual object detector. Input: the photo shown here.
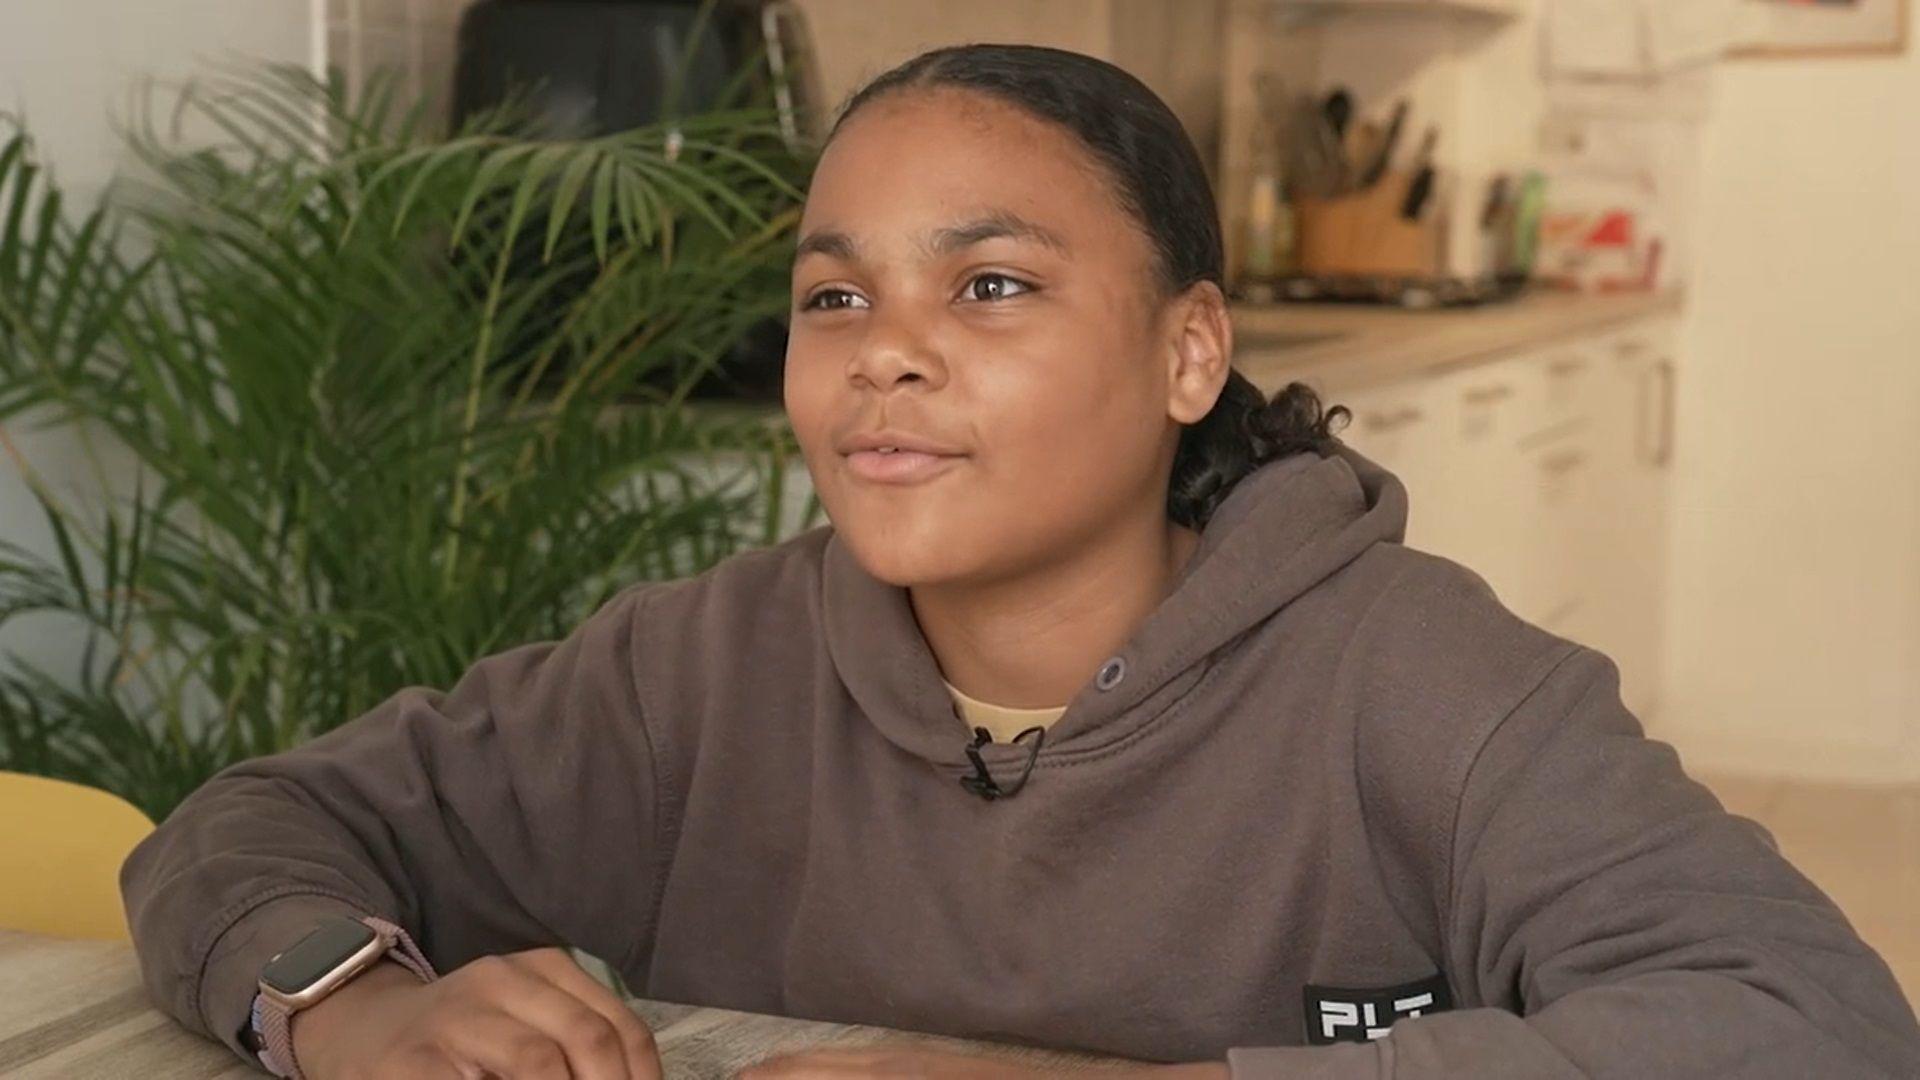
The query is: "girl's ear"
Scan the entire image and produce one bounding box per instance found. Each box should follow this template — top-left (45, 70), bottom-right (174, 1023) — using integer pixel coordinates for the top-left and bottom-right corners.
top-left (1164, 280), bottom-right (1233, 425)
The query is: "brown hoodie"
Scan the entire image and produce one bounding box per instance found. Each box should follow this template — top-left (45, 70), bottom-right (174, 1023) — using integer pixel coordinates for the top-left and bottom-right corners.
top-left (121, 445), bottom-right (1920, 1078)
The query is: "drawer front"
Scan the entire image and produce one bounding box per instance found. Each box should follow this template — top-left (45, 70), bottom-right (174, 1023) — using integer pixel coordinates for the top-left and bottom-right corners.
top-left (1422, 352), bottom-right (1597, 627)
top-left (1333, 377), bottom-right (1445, 550)
top-left (1526, 426), bottom-right (1599, 632)
top-left (1533, 345), bottom-right (1600, 437)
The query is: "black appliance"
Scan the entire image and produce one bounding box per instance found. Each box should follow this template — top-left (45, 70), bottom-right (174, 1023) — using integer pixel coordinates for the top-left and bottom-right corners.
top-left (452, 0), bottom-right (823, 401)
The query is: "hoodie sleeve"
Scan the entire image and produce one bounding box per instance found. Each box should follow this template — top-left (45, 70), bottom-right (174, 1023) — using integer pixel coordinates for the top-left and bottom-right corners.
top-left (118, 582), bottom-right (670, 1066)
top-left (1226, 648), bottom-right (1920, 1079)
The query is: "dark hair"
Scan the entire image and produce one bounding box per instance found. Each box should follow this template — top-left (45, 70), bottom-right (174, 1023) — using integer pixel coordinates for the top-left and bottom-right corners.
top-left (827, 43), bottom-right (1347, 529)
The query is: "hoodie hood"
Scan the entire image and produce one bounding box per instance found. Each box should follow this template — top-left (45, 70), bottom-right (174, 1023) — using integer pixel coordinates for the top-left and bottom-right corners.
top-left (821, 441), bottom-right (1409, 778)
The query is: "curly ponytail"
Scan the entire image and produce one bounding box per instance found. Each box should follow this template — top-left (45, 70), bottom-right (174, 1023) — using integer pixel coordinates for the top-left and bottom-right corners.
top-left (1167, 377), bottom-right (1350, 529)
top-left (831, 44), bottom-right (1348, 531)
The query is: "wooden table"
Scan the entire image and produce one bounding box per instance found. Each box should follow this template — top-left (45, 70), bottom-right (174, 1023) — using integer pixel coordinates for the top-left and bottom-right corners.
top-left (0, 930), bottom-right (1128, 1078)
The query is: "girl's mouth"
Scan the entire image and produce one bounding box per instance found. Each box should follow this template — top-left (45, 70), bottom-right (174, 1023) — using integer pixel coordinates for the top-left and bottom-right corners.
top-left (844, 447), bottom-right (967, 485)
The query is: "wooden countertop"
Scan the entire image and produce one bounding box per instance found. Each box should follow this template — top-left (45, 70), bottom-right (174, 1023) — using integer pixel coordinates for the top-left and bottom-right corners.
top-left (1230, 289), bottom-right (1685, 396)
top-left (0, 930), bottom-right (1130, 1079)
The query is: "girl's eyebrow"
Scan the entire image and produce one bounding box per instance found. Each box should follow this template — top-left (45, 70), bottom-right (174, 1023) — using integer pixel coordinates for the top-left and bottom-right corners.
top-left (927, 210), bottom-right (1072, 257)
top-left (795, 210), bottom-right (1072, 264)
top-left (794, 230), bottom-right (858, 263)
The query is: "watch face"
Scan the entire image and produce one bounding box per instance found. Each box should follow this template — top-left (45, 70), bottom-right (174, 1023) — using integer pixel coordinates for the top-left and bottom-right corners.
top-left (261, 917), bottom-right (378, 995)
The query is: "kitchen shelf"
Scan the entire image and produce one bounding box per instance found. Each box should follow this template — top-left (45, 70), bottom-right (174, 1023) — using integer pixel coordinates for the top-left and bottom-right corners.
top-left (1269, 0), bottom-right (1521, 22)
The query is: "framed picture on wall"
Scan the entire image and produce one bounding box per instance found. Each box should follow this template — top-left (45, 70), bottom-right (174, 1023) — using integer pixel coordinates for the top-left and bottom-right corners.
top-left (1730, 0), bottom-right (1910, 58)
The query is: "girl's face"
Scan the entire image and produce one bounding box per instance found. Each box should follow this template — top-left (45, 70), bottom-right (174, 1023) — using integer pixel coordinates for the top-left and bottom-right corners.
top-left (785, 88), bottom-right (1225, 588)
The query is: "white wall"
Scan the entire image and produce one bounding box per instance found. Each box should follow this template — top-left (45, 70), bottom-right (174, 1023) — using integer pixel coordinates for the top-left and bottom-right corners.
top-left (0, 1), bottom-right (313, 680)
top-left (0, 1), bottom-right (315, 204)
top-left (1661, 47), bottom-right (1920, 784)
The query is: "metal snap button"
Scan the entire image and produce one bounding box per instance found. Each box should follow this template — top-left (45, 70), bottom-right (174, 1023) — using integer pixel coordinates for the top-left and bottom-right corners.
top-left (1095, 656), bottom-right (1127, 691)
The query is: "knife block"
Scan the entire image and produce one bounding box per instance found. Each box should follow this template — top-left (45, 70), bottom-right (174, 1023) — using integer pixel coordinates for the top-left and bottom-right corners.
top-left (1293, 171), bottom-right (1445, 279)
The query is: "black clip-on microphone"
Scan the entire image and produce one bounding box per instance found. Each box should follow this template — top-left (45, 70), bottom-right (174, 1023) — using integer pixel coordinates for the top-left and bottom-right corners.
top-left (959, 724), bottom-right (1046, 801)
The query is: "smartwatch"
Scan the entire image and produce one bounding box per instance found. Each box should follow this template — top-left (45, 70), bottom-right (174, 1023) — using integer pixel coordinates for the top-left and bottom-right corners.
top-left (242, 913), bottom-right (438, 1079)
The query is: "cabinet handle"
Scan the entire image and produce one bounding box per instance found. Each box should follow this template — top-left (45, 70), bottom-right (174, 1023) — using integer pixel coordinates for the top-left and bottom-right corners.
top-left (1654, 359), bottom-right (1676, 467)
top-left (1547, 356), bottom-right (1589, 378)
top-left (1462, 384), bottom-right (1515, 406)
top-left (1360, 406), bottom-right (1425, 433)
top-left (1614, 337), bottom-right (1652, 361)
top-left (1539, 449), bottom-right (1588, 476)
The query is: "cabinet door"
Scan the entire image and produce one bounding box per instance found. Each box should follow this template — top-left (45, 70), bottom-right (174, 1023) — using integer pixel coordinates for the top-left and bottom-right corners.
top-left (1425, 354), bottom-right (1552, 621)
top-left (1519, 341), bottom-right (1605, 633)
top-left (1525, 424), bottom-right (1599, 634)
top-left (1534, 346), bottom-right (1600, 438)
top-left (1562, 320), bottom-right (1677, 721)
top-left (1428, 344), bottom-right (1610, 631)
top-left (1332, 377), bottom-right (1446, 551)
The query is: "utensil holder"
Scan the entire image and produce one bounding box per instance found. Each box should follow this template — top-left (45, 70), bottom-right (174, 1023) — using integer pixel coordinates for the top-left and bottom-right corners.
top-left (1293, 171), bottom-right (1445, 279)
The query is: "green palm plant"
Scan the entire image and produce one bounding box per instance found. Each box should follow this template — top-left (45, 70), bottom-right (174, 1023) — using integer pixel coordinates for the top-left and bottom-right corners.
top-left (0, 61), bottom-right (819, 822)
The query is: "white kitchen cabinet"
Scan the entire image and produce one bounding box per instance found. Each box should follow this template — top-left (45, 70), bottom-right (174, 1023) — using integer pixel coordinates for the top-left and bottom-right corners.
top-left (1562, 320), bottom-right (1678, 720)
top-left (1510, 340), bottom-right (1606, 634)
top-left (1422, 350), bottom-right (1571, 628)
top-left (1526, 427), bottom-right (1600, 633)
top-left (1335, 314), bottom-right (1678, 721)
top-left (1325, 375), bottom-right (1449, 551)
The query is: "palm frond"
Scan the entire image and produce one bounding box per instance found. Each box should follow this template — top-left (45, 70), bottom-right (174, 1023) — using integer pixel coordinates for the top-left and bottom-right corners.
top-left (0, 60), bottom-right (820, 817)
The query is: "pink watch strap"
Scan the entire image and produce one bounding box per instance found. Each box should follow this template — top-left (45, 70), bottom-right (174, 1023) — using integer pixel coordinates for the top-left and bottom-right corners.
top-left (253, 914), bottom-right (438, 1079)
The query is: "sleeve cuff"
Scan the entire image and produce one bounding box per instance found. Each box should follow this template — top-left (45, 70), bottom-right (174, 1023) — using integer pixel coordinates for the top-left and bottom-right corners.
top-left (194, 892), bottom-right (373, 1062)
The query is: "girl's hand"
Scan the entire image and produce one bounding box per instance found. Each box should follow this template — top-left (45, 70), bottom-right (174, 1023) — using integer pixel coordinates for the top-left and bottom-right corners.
top-left (291, 947), bottom-right (662, 1080)
top-left (734, 1043), bottom-right (1229, 1080)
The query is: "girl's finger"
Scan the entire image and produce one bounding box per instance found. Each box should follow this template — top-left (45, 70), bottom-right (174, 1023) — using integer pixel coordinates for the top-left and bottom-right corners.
top-left (460, 959), bottom-right (636, 1080)
top-left (511, 949), bottom-right (664, 1079)
top-left (436, 1007), bottom-right (578, 1080)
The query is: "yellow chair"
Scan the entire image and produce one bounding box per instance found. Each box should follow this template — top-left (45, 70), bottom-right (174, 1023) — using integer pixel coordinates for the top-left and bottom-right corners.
top-left (0, 771), bottom-right (155, 940)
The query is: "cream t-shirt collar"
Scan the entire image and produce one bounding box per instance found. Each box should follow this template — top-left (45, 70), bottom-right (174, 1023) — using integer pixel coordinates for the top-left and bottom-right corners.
top-left (941, 679), bottom-right (1066, 745)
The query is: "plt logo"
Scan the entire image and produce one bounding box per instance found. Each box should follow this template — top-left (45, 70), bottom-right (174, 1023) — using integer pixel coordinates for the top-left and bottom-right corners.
top-left (1303, 973), bottom-right (1454, 1045)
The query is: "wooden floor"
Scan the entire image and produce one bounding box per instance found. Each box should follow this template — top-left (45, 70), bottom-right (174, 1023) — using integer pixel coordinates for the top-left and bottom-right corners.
top-left (1698, 774), bottom-right (1920, 1005)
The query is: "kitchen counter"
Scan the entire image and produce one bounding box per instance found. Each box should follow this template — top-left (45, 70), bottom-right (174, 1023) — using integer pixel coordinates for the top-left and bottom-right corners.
top-left (1231, 288), bottom-right (1686, 396)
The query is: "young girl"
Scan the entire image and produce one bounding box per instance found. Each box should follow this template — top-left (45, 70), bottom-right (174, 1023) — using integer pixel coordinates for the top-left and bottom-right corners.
top-left (123, 44), bottom-right (1919, 1080)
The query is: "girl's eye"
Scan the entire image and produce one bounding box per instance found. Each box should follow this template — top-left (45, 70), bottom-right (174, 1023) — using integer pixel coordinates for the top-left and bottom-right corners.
top-left (801, 288), bottom-right (869, 312)
top-left (963, 273), bottom-right (1035, 302)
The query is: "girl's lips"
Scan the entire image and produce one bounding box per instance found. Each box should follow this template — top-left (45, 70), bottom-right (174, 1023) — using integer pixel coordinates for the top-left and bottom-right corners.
top-left (844, 449), bottom-right (966, 485)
